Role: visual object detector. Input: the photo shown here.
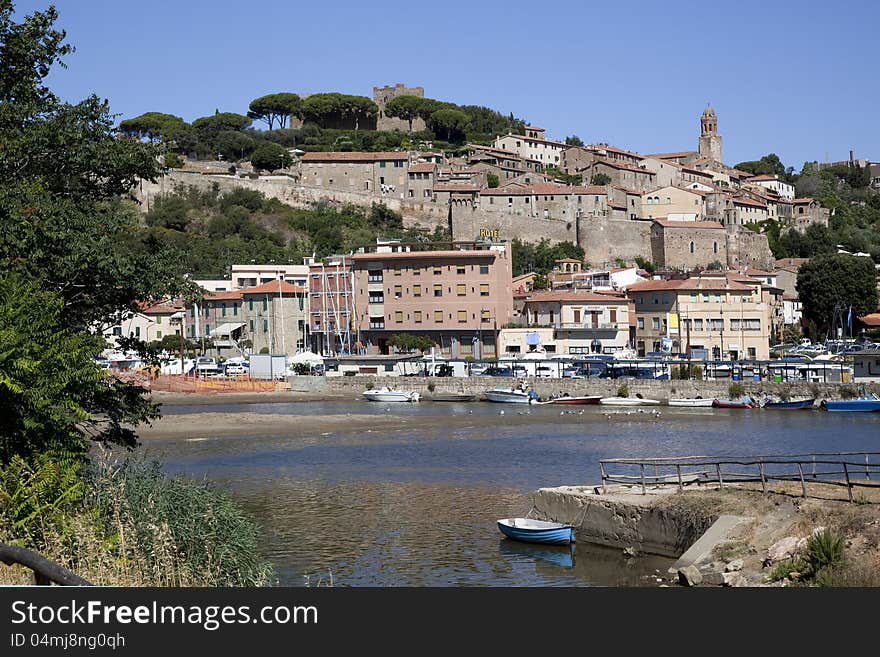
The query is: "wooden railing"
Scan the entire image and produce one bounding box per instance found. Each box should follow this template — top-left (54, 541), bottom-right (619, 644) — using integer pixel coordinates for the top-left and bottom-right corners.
top-left (599, 451), bottom-right (880, 502)
top-left (0, 544), bottom-right (92, 586)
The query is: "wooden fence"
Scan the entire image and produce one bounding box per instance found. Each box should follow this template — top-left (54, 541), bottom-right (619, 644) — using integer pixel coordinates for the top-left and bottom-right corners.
top-left (599, 451), bottom-right (880, 502)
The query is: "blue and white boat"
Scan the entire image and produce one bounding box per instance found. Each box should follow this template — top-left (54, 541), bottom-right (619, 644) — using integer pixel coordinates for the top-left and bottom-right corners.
top-left (497, 518), bottom-right (575, 545)
top-left (821, 394), bottom-right (880, 412)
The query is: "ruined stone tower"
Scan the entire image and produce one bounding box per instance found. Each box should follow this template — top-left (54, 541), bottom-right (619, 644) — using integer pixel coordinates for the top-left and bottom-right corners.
top-left (698, 105), bottom-right (723, 164)
top-left (373, 83), bottom-right (426, 133)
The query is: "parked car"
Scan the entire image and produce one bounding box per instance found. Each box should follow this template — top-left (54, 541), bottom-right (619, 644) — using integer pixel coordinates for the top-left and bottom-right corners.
top-left (475, 366), bottom-right (515, 377)
top-left (195, 356), bottom-right (221, 375)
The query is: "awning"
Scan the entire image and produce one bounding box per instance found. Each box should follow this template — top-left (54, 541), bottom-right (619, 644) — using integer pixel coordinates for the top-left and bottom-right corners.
top-left (209, 322), bottom-right (245, 337)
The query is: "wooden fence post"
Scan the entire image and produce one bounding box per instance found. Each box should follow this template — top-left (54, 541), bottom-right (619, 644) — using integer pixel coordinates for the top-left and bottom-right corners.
top-left (843, 462), bottom-right (853, 503)
top-left (676, 464), bottom-right (683, 492)
top-left (716, 463), bottom-right (723, 488)
top-left (797, 463), bottom-right (806, 498)
top-left (866, 454), bottom-right (871, 481)
top-left (640, 464), bottom-right (646, 495)
top-left (600, 462), bottom-right (607, 495)
top-left (759, 461), bottom-right (766, 493)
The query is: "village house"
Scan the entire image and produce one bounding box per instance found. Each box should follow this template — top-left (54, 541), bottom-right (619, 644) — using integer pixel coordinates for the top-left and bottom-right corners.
top-left (501, 290), bottom-right (633, 356)
top-left (626, 276), bottom-right (771, 360)
top-left (582, 159), bottom-right (656, 193)
top-left (746, 174), bottom-right (795, 200)
top-left (493, 127), bottom-right (568, 166)
top-left (479, 183), bottom-right (609, 222)
top-left (650, 219), bottom-right (726, 269)
top-left (300, 151), bottom-right (410, 196)
top-left (640, 186), bottom-right (706, 221)
top-left (350, 242), bottom-right (513, 358)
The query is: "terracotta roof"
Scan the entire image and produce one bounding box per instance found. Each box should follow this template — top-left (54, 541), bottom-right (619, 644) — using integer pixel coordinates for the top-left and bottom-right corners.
top-left (480, 183), bottom-right (605, 196)
top-left (613, 185), bottom-right (643, 195)
top-left (143, 301), bottom-right (184, 315)
top-left (300, 151), bottom-right (408, 162)
top-left (627, 278), bottom-right (752, 292)
top-left (525, 125), bottom-right (545, 131)
top-left (499, 133), bottom-right (568, 147)
top-left (205, 291), bottom-right (244, 301)
top-left (774, 257), bottom-right (809, 270)
top-left (408, 162), bottom-right (436, 173)
top-left (586, 144), bottom-right (643, 159)
top-left (241, 280), bottom-right (307, 295)
top-left (732, 196), bottom-right (768, 209)
top-left (644, 151), bottom-right (695, 160)
top-left (351, 250), bottom-right (497, 261)
top-left (523, 290), bottom-right (629, 304)
top-left (791, 197), bottom-right (816, 205)
top-left (681, 166), bottom-right (714, 178)
top-left (591, 159), bottom-right (655, 174)
top-left (652, 219), bottom-right (724, 229)
top-left (747, 174), bottom-right (782, 182)
top-left (434, 183), bottom-right (479, 192)
top-left (782, 292), bottom-right (799, 301)
top-left (745, 269), bottom-right (774, 276)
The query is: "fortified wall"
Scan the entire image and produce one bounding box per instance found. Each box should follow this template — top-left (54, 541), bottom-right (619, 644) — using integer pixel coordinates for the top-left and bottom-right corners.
top-left (134, 171), bottom-right (770, 270)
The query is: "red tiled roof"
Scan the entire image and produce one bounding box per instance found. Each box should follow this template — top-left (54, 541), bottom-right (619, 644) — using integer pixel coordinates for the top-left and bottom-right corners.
top-left (644, 151), bottom-right (695, 160)
top-left (732, 196), bottom-right (767, 209)
top-left (627, 278), bottom-right (753, 292)
top-left (480, 183), bottom-right (605, 196)
top-left (300, 151), bottom-right (408, 162)
top-left (592, 159), bottom-right (655, 174)
top-left (791, 197), bottom-right (816, 205)
top-left (652, 219), bottom-right (724, 229)
top-left (351, 250), bottom-right (497, 261)
top-left (747, 174), bottom-right (780, 182)
top-left (525, 125), bottom-right (545, 131)
top-left (241, 280), bottom-right (307, 295)
top-left (143, 301), bottom-right (184, 315)
top-left (523, 290), bottom-right (629, 304)
top-left (681, 166), bottom-right (714, 178)
top-left (205, 291), bottom-right (244, 301)
top-left (408, 162), bottom-right (436, 173)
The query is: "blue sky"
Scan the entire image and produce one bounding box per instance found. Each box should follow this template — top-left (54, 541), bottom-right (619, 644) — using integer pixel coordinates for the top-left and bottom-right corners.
top-left (16, 0), bottom-right (879, 168)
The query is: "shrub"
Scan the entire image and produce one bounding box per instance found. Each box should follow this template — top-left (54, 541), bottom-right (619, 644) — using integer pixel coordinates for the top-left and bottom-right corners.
top-left (616, 384), bottom-right (628, 398)
top-left (729, 382), bottom-right (745, 398)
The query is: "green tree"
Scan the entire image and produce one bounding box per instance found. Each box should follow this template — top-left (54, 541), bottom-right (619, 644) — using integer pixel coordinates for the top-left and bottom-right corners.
top-left (796, 254), bottom-right (878, 335)
top-left (0, 3), bottom-right (195, 455)
top-left (565, 135), bottom-right (584, 146)
top-left (387, 333), bottom-right (436, 352)
top-left (247, 92), bottom-right (303, 130)
top-left (427, 108), bottom-right (470, 144)
top-left (192, 112), bottom-right (251, 153)
top-left (590, 172), bottom-right (612, 185)
top-left (301, 93), bottom-right (378, 131)
top-left (249, 141), bottom-right (292, 171)
top-left (215, 130), bottom-right (255, 161)
top-left (383, 95), bottom-right (434, 132)
top-left (486, 172), bottom-right (499, 188)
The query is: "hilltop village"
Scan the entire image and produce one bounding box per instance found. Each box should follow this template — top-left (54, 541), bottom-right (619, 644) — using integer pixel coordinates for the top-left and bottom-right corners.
top-left (121, 84), bottom-right (880, 363)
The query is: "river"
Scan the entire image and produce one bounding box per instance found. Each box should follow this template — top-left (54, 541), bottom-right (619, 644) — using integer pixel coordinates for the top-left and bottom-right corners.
top-left (143, 401), bottom-right (880, 586)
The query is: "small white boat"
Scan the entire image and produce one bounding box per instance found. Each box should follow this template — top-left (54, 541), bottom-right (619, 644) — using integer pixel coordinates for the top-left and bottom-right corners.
top-left (599, 396), bottom-right (661, 406)
top-left (485, 387), bottom-right (541, 404)
top-left (668, 397), bottom-right (714, 407)
top-left (362, 387), bottom-right (421, 402)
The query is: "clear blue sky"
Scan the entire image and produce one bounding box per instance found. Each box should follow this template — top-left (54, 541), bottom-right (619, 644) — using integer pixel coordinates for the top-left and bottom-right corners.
top-left (16, 0), bottom-right (879, 168)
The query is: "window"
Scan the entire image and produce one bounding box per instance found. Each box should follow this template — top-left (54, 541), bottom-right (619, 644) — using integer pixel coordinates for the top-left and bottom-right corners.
top-left (434, 310), bottom-right (443, 323)
top-left (702, 293), bottom-right (710, 303)
top-left (248, 299), bottom-right (254, 311)
top-left (368, 270), bottom-right (383, 282)
top-left (479, 284), bottom-right (489, 297)
top-left (433, 284), bottom-right (442, 297)
top-left (413, 268), bottom-right (420, 276)
top-left (652, 317), bottom-right (660, 330)
top-left (573, 309), bottom-right (581, 324)
top-left (393, 266), bottom-right (401, 276)
top-left (393, 285), bottom-right (402, 298)
top-left (708, 319), bottom-right (723, 331)
top-left (457, 310), bottom-right (467, 323)
top-left (748, 347), bottom-right (757, 359)
top-left (637, 317), bottom-right (644, 330)
top-left (694, 319), bottom-right (704, 331)
top-left (689, 241), bottom-right (695, 254)
top-left (156, 330), bottom-right (162, 338)
top-left (479, 265), bottom-right (489, 274)
top-left (713, 242), bottom-right (718, 254)
top-left (433, 267), bottom-right (442, 275)
top-left (413, 285), bottom-right (421, 297)
top-left (221, 303), bottom-right (227, 317)
top-left (691, 293), bottom-right (698, 302)
top-left (190, 306), bottom-right (195, 318)
top-left (481, 309), bottom-right (491, 323)
top-left (233, 304), bottom-right (238, 316)
top-left (394, 311), bottom-right (403, 323)
top-left (457, 266), bottom-right (466, 275)
top-left (155, 316), bottom-right (162, 325)
top-left (379, 161), bottom-right (386, 168)
top-left (369, 293), bottom-right (384, 303)
top-left (262, 298), bottom-right (268, 311)
top-left (249, 320), bottom-right (254, 332)
top-left (414, 311), bottom-right (422, 324)
top-left (662, 293), bottom-right (670, 304)
top-left (263, 319), bottom-right (269, 332)
top-left (394, 160), bottom-right (403, 168)
top-left (456, 283), bottom-right (466, 296)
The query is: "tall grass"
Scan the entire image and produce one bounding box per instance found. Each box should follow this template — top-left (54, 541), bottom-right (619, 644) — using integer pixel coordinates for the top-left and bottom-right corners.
top-left (0, 456), bottom-right (273, 586)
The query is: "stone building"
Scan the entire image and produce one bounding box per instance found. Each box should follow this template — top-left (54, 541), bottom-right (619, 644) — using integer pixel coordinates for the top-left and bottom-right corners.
top-left (650, 219), bottom-right (727, 269)
top-left (582, 159), bottom-right (656, 192)
top-left (493, 129), bottom-right (568, 166)
top-left (350, 242), bottom-right (513, 358)
top-left (374, 83), bottom-right (426, 133)
top-left (300, 151), bottom-right (410, 196)
top-left (641, 186), bottom-right (706, 221)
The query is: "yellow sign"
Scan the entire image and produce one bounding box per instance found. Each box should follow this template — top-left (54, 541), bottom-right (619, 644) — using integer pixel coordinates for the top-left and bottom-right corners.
top-left (479, 228), bottom-right (500, 240)
top-left (667, 312), bottom-right (679, 335)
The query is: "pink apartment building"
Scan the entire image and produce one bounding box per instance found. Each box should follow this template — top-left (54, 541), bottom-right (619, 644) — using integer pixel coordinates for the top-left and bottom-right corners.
top-left (350, 243), bottom-right (514, 357)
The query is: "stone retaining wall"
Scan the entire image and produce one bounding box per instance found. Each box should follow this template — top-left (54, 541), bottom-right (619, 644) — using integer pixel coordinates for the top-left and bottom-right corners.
top-left (288, 375), bottom-right (869, 401)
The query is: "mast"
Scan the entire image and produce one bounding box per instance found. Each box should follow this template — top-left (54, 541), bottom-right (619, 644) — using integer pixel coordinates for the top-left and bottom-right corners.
top-left (279, 277), bottom-right (286, 355)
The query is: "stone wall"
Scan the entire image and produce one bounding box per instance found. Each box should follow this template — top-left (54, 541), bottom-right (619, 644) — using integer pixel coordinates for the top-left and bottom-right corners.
top-left (725, 226), bottom-right (774, 270)
top-left (653, 223), bottom-right (726, 270)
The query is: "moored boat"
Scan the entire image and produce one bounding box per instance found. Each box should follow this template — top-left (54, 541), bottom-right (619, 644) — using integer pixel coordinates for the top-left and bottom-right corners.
top-left (668, 397), bottom-right (714, 407)
top-left (548, 395), bottom-right (602, 405)
top-left (497, 518), bottom-right (575, 545)
top-left (428, 393), bottom-right (476, 402)
top-left (712, 397), bottom-right (756, 409)
top-left (362, 387), bottom-right (421, 402)
top-left (821, 395), bottom-right (880, 412)
top-left (485, 387), bottom-right (541, 403)
top-left (762, 398), bottom-right (816, 410)
top-left (599, 396), bottom-right (661, 406)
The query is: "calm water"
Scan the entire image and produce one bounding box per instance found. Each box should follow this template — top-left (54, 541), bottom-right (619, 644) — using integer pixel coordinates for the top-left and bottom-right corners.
top-left (145, 401), bottom-right (880, 586)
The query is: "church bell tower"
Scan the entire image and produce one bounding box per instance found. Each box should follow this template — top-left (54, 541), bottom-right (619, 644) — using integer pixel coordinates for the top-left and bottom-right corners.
top-left (698, 105), bottom-right (723, 164)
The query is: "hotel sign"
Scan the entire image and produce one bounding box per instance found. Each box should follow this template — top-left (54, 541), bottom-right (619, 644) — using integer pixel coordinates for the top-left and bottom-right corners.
top-left (479, 228), bottom-right (500, 240)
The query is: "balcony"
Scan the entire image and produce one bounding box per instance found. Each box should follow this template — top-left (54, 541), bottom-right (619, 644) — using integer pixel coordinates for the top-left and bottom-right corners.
top-left (557, 322), bottom-right (622, 331)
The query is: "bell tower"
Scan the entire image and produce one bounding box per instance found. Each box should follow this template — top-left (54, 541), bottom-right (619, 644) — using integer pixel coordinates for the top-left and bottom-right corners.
top-left (698, 105), bottom-right (723, 163)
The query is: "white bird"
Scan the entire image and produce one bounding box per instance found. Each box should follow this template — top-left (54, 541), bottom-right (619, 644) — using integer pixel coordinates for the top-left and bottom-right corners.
top-left (499, 410), bottom-right (505, 415)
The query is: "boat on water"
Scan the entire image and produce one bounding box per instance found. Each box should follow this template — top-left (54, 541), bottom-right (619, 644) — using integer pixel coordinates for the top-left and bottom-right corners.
top-left (547, 394), bottom-right (602, 405)
top-left (428, 393), bottom-right (476, 402)
top-left (762, 398), bottom-right (816, 410)
top-left (821, 394), bottom-right (880, 412)
top-left (485, 387), bottom-right (541, 403)
top-left (712, 397), bottom-right (756, 409)
top-left (362, 387), bottom-right (421, 402)
top-left (599, 396), bottom-right (661, 406)
top-left (497, 518), bottom-right (575, 545)
top-left (668, 397), bottom-right (714, 407)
